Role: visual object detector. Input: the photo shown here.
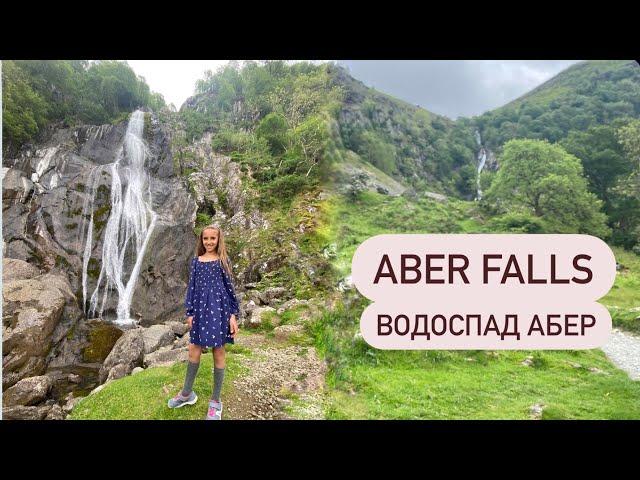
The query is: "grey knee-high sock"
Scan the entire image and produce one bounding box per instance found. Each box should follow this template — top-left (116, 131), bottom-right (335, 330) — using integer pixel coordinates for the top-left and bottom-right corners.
top-left (212, 367), bottom-right (225, 401)
top-left (181, 361), bottom-right (200, 396)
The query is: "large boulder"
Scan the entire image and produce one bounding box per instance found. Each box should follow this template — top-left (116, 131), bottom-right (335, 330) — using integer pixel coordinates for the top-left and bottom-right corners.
top-left (2, 405), bottom-right (52, 420)
top-left (144, 346), bottom-right (188, 368)
top-left (2, 265), bottom-right (81, 389)
top-left (98, 328), bottom-right (145, 383)
top-left (2, 258), bottom-right (40, 283)
top-left (2, 375), bottom-right (53, 406)
top-left (166, 320), bottom-right (189, 337)
top-left (142, 324), bottom-right (175, 354)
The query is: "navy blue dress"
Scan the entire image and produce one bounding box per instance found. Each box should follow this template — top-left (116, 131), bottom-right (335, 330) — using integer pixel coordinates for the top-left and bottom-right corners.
top-left (184, 256), bottom-right (241, 347)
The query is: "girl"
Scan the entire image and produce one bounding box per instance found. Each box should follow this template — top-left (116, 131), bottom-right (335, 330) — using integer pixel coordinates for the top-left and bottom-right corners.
top-left (168, 225), bottom-right (240, 420)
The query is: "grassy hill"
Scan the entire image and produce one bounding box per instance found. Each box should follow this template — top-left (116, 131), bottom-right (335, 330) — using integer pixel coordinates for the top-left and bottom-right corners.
top-left (475, 60), bottom-right (640, 150)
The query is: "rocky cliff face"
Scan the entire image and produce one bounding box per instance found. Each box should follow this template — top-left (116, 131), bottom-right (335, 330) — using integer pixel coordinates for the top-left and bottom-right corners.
top-left (2, 111), bottom-right (199, 406)
top-left (2, 111), bottom-right (197, 325)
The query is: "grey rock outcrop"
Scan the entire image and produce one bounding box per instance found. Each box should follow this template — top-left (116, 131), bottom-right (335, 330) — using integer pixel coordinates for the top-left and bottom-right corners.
top-left (98, 328), bottom-right (145, 383)
top-left (2, 405), bottom-right (52, 420)
top-left (2, 260), bottom-right (81, 389)
top-left (2, 112), bottom-right (197, 326)
top-left (2, 375), bottom-right (53, 406)
top-left (144, 346), bottom-right (188, 368)
top-left (142, 324), bottom-right (175, 354)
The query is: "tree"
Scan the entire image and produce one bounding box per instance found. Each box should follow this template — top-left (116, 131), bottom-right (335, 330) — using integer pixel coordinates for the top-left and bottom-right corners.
top-left (255, 112), bottom-right (289, 155)
top-left (484, 139), bottom-right (610, 238)
top-left (561, 125), bottom-right (632, 202)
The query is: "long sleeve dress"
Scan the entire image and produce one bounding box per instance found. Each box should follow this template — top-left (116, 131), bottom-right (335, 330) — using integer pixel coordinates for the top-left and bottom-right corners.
top-left (184, 256), bottom-right (241, 347)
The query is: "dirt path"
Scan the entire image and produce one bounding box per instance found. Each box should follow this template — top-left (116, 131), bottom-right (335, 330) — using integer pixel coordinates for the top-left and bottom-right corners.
top-left (224, 330), bottom-right (327, 420)
top-left (601, 328), bottom-right (640, 381)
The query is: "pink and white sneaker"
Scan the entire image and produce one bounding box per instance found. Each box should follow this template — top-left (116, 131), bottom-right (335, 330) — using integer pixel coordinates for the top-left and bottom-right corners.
top-left (206, 399), bottom-right (223, 420)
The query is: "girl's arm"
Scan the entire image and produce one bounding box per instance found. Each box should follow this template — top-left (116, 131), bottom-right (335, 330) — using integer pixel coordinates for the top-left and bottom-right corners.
top-left (221, 262), bottom-right (241, 321)
top-left (184, 257), bottom-right (197, 318)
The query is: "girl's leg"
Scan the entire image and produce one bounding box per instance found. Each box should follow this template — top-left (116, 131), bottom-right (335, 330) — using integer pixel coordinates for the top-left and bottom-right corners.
top-left (181, 343), bottom-right (203, 396)
top-left (211, 346), bottom-right (225, 401)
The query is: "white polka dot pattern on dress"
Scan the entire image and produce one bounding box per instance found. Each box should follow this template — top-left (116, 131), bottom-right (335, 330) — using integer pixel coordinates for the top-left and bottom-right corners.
top-left (184, 257), bottom-right (241, 348)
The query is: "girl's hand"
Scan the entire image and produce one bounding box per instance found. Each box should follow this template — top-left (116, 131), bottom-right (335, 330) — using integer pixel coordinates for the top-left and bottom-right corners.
top-left (186, 316), bottom-right (193, 330)
top-left (230, 315), bottom-right (238, 339)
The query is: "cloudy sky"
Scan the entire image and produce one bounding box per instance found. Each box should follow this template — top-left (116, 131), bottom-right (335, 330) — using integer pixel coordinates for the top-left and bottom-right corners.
top-left (339, 60), bottom-right (580, 118)
top-left (127, 60), bottom-right (580, 117)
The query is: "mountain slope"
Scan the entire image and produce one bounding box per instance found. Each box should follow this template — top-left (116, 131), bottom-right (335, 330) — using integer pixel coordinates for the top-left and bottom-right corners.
top-left (326, 64), bottom-right (478, 197)
top-left (475, 60), bottom-right (640, 149)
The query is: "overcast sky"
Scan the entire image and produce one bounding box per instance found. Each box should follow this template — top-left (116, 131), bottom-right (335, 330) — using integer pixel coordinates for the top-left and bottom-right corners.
top-left (339, 60), bottom-right (580, 119)
top-left (127, 60), bottom-right (580, 117)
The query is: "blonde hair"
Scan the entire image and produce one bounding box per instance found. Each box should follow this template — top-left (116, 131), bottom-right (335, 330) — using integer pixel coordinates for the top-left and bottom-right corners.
top-left (196, 225), bottom-right (234, 278)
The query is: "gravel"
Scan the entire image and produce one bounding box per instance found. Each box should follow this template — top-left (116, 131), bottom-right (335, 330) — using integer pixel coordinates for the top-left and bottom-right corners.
top-left (601, 328), bottom-right (640, 381)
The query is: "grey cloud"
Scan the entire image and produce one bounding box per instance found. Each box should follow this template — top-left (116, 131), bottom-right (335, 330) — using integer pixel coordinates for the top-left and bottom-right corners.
top-left (339, 60), bottom-right (580, 119)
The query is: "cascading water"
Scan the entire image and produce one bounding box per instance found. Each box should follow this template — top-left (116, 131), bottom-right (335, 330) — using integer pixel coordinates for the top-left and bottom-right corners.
top-left (475, 130), bottom-right (487, 201)
top-left (82, 110), bottom-right (157, 325)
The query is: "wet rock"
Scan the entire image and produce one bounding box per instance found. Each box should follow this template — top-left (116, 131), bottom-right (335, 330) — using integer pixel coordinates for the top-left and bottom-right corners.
top-left (142, 324), bottom-right (175, 354)
top-left (3, 405), bottom-right (51, 420)
top-left (3, 375), bottom-right (53, 406)
top-left (80, 321), bottom-right (124, 364)
top-left (98, 328), bottom-right (145, 383)
top-left (144, 346), bottom-right (188, 368)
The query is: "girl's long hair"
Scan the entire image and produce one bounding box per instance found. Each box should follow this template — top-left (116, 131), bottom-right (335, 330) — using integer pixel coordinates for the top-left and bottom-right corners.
top-left (196, 225), bottom-right (234, 278)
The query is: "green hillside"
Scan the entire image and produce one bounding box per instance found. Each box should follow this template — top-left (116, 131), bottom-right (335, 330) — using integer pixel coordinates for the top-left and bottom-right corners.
top-left (2, 60), bottom-right (165, 156)
top-left (475, 60), bottom-right (640, 149)
top-left (326, 64), bottom-right (479, 197)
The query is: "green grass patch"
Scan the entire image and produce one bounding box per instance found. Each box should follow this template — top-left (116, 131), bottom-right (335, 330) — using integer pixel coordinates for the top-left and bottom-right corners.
top-left (69, 352), bottom-right (247, 420)
top-left (603, 246), bottom-right (640, 333)
top-left (316, 190), bottom-right (640, 419)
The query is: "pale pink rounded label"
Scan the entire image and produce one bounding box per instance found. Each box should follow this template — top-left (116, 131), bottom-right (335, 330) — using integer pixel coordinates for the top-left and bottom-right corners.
top-left (352, 234), bottom-right (616, 349)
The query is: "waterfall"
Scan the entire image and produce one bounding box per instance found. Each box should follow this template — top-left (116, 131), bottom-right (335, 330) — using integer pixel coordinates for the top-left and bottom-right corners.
top-left (84, 110), bottom-right (157, 325)
top-left (475, 130), bottom-right (487, 201)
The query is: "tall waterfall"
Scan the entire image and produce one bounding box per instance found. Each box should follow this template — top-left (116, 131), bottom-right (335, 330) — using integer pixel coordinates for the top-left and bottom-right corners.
top-left (475, 130), bottom-right (487, 201)
top-left (83, 110), bottom-right (157, 325)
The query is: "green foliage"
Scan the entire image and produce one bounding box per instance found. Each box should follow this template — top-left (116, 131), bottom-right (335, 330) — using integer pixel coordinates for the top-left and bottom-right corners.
top-left (331, 62), bottom-right (478, 195)
top-left (487, 211), bottom-right (546, 233)
top-left (255, 112), bottom-right (289, 155)
top-left (184, 61), bottom-right (343, 206)
top-left (483, 139), bottom-right (611, 238)
top-left (477, 61), bottom-right (640, 150)
top-left (560, 124), bottom-right (632, 201)
top-left (2, 61), bottom-right (49, 149)
top-left (2, 60), bottom-right (165, 154)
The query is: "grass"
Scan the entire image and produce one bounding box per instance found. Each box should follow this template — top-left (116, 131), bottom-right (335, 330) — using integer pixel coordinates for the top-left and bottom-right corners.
top-left (69, 346), bottom-right (247, 420)
top-left (602, 246), bottom-right (640, 333)
top-left (313, 190), bottom-right (640, 419)
top-left (324, 347), bottom-right (640, 419)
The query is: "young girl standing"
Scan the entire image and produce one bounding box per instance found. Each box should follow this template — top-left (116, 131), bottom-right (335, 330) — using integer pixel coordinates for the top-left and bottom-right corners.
top-left (168, 225), bottom-right (240, 420)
